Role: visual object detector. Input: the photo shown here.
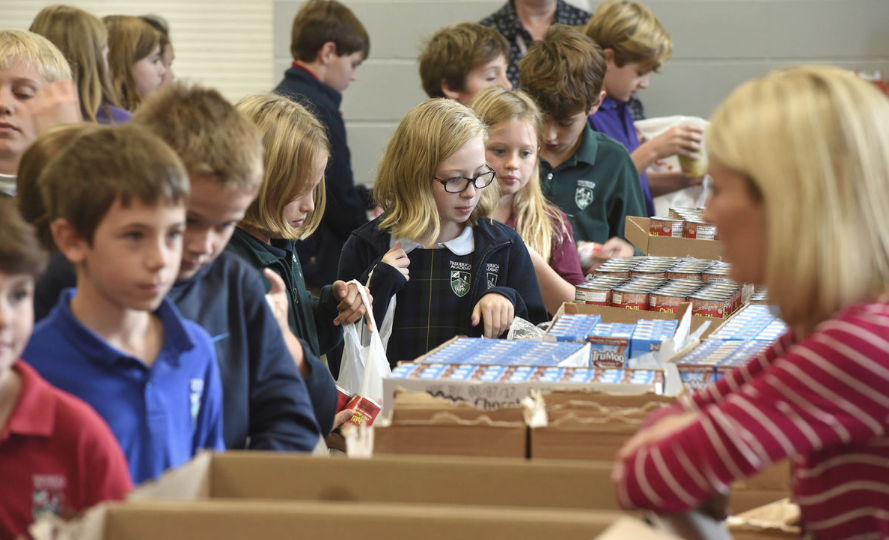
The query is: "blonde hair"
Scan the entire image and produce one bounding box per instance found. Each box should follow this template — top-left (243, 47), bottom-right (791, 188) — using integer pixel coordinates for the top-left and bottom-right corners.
top-left (131, 83), bottom-right (264, 193)
top-left (584, 0), bottom-right (672, 72)
top-left (470, 86), bottom-right (569, 263)
top-left (707, 65), bottom-right (889, 336)
top-left (31, 5), bottom-right (121, 123)
top-left (418, 23), bottom-right (510, 99)
top-left (374, 98), bottom-right (498, 244)
top-left (519, 24), bottom-right (605, 120)
top-left (103, 15), bottom-right (163, 111)
top-left (235, 93), bottom-right (329, 240)
top-left (0, 29), bottom-right (71, 83)
top-left (16, 124), bottom-right (104, 251)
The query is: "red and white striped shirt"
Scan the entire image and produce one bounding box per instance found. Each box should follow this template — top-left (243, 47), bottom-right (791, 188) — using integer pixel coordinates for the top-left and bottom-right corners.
top-left (618, 302), bottom-right (889, 540)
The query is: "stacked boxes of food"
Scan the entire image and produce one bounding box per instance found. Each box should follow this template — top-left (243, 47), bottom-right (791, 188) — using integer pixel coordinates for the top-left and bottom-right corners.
top-left (648, 207), bottom-right (718, 240)
top-left (547, 314), bottom-right (679, 367)
top-left (417, 337), bottom-right (591, 367)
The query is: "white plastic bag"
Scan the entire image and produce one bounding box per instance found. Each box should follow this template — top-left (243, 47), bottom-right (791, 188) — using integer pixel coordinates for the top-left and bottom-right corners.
top-left (635, 115), bottom-right (712, 216)
top-left (335, 279), bottom-right (391, 404)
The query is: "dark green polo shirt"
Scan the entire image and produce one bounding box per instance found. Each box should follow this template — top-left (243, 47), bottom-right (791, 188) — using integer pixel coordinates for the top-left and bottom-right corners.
top-left (539, 123), bottom-right (646, 244)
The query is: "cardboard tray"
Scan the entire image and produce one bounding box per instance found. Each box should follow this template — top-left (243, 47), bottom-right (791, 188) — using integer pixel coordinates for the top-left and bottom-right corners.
top-left (625, 216), bottom-right (723, 260)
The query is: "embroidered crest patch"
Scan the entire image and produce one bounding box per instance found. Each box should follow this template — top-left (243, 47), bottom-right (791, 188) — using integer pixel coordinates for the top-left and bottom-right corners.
top-left (450, 270), bottom-right (470, 297)
top-left (575, 180), bottom-right (596, 210)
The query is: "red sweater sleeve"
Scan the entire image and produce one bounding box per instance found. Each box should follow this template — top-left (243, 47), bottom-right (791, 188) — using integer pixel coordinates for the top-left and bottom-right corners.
top-left (618, 306), bottom-right (889, 512)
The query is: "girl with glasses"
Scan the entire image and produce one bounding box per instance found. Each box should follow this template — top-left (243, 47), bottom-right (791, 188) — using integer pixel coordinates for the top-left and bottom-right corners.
top-left (471, 85), bottom-right (585, 315)
top-left (337, 98), bottom-right (547, 366)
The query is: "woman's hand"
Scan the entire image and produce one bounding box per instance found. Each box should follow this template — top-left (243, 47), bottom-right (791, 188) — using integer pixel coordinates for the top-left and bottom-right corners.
top-left (612, 411), bottom-right (700, 485)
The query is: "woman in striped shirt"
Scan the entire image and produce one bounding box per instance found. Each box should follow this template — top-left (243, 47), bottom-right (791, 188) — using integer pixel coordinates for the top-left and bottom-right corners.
top-left (612, 65), bottom-right (889, 539)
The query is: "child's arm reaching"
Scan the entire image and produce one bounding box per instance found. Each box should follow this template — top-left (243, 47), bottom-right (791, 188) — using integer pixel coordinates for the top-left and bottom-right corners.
top-left (337, 234), bottom-right (410, 331)
top-left (631, 124), bottom-right (703, 174)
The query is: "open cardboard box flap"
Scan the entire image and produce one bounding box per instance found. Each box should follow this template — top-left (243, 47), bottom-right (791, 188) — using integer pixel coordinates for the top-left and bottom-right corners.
top-left (32, 499), bottom-right (631, 540)
top-left (626, 216), bottom-right (724, 260)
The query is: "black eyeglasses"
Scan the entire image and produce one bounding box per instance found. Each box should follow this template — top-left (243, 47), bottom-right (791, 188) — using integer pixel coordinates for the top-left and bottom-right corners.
top-left (433, 165), bottom-right (497, 194)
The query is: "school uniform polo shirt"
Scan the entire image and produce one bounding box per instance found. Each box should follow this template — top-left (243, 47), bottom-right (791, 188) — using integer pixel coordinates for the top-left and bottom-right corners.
top-left (24, 290), bottom-right (226, 485)
top-left (0, 361), bottom-right (131, 540)
top-left (589, 96), bottom-right (655, 217)
top-left (539, 123), bottom-right (648, 245)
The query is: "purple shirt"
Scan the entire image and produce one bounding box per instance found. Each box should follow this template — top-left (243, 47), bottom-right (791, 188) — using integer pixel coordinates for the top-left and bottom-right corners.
top-left (506, 209), bottom-right (585, 286)
top-left (94, 104), bottom-right (132, 125)
top-left (589, 96), bottom-right (655, 217)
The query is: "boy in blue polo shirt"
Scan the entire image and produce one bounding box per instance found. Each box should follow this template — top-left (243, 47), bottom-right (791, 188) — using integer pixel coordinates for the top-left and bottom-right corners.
top-left (519, 24), bottom-right (643, 267)
top-left (24, 125), bottom-right (225, 484)
top-left (584, 0), bottom-right (703, 216)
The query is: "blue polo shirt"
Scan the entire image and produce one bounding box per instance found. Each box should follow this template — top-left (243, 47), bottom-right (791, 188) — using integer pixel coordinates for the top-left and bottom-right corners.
top-left (23, 289), bottom-right (225, 484)
top-left (589, 96), bottom-right (655, 217)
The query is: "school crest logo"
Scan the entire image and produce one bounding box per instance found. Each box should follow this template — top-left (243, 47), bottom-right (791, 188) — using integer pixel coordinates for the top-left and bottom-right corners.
top-left (189, 378), bottom-right (204, 427)
top-left (487, 273), bottom-right (498, 288)
top-left (32, 474), bottom-right (66, 520)
top-left (575, 180), bottom-right (596, 210)
top-left (450, 270), bottom-right (470, 297)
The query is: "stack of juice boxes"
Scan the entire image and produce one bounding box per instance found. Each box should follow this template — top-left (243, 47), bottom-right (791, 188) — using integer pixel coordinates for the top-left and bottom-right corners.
top-left (547, 314), bottom-right (679, 368)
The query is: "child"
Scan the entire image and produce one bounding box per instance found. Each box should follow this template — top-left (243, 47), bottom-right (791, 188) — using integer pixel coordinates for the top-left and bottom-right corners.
top-left (140, 15), bottom-right (175, 87)
top-left (103, 15), bottom-right (166, 112)
top-left (229, 93), bottom-right (369, 360)
top-left (16, 124), bottom-right (102, 251)
top-left (338, 98), bottom-right (547, 365)
top-left (274, 0), bottom-right (371, 290)
top-left (418, 22), bottom-right (512, 105)
top-left (470, 86), bottom-right (584, 315)
top-left (23, 125), bottom-right (225, 484)
top-left (30, 5), bottom-right (131, 124)
top-left (584, 0), bottom-right (702, 216)
top-left (34, 83), bottom-right (326, 445)
top-left (0, 200), bottom-right (131, 539)
top-left (0, 30), bottom-right (80, 197)
top-left (519, 24), bottom-right (643, 266)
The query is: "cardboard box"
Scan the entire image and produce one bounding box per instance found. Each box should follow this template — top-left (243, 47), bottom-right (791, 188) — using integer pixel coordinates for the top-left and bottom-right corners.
top-left (625, 216), bottom-right (723, 260)
top-left (128, 450), bottom-right (624, 512)
top-left (726, 498), bottom-right (800, 540)
top-left (530, 387), bottom-right (679, 461)
top-left (373, 391), bottom-right (528, 458)
top-left (35, 500), bottom-right (628, 540)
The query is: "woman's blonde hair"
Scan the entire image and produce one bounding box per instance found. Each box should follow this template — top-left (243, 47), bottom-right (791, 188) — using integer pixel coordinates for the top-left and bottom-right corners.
top-left (470, 86), bottom-right (568, 263)
top-left (103, 15), bottom-right (163, 112)
top-left (0, 29), bottom-right (71, 83)
top-left (31, 5), bottom-right (121, 123)
top-left (374, 98), bottom-right (497, 244)
top-left (235, 93), bottom-right (329, 240)
top-left (707, 65), bottom-right (889, 335)
top-left (16, 124), bottom-right (104, 251)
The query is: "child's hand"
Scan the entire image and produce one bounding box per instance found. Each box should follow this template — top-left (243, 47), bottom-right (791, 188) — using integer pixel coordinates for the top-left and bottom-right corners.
top-left (382, 242), bottom-right (410, 281)
top-left (581, 237), bottom-right (635, 273)
top-left (471, 294), bottom-right (514, 338)
top-left (332, 280), bottom-right (374, 333)
top-left (263, 269), bottom-right (290, 330)
top-left (29, 80), bottom-right (82, 135)
top-left (647, 124), bottom-right (703, 161)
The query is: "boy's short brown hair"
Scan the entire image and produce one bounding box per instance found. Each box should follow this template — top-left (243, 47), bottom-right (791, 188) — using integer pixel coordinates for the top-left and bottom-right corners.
top-left (519, 24), bottom-right (606, 121)
top-left (131, 82), bottom-right (263, 192)
top-left (584, 0), bottom-right (671, 72)
top-left (0, 199), bottom-right (47, 279)
top-left (39, 124), bottom-right (189, 245)
top-left (16, 124), bottom-right (103, 251)
top-left (290, 0), bottom-right (369, 62)
top-left (418, 23), bottom-right (510, 99)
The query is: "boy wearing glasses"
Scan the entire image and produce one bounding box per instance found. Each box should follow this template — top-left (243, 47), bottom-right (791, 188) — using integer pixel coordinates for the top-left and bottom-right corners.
top-left (337, 99), bottom-right (547, 365)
